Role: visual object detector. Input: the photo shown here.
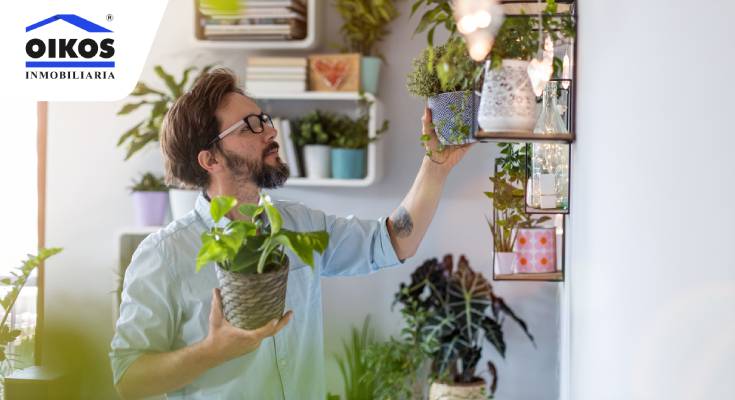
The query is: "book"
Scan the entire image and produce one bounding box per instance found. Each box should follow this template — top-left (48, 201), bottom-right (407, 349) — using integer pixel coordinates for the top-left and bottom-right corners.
top-left (246, 66), bottom-right (306, 74)
top-left (247, 57), bottom-right (308, 67)
top-left (246, 73), bottom-right (306, 81)
top-left (245, 80), bottom-right (307, 93)
top-left (272, 118), bottom-right (289, 164)
top-left (280, 119), bottom-right (301, 177)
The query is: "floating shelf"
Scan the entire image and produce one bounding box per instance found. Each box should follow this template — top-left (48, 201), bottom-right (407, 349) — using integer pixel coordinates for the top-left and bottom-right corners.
top-left (494, 272), bottom-right (563, 281)
top-left (286, 176), bottom-right (376, 187)
top-left (476, 131), bottom-right (575, 144)
top-left (252, 92), bottom-right (374, 101)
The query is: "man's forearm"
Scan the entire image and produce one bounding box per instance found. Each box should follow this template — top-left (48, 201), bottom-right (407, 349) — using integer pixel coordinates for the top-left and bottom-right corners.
top-left (116, 340), bottom-right (215, 399)
top-left (387, 157), bottom-right (450, 260)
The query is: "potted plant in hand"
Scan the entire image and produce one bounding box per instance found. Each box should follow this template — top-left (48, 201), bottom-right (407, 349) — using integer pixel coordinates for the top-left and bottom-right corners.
top-left (130, 172), bottom-right (169, 227)
top-left (407, 36), bottom-right (483, 148)
top-left (330, 107), bottom-right (388, 179)
top-left (477, 0), bottom-right (575, 133)
top-left (486, 144), bottom-right (550, 274)
top-left (117, 64), bottom-right (212, 219)
top-left (334, 0), bottom-right (400, 94)
top-left (396, 254), bottom-right (535, 399)
top-left (196, 195), bottom-right (329, 330)
top-left (293, 110), bottom-right (337, 179)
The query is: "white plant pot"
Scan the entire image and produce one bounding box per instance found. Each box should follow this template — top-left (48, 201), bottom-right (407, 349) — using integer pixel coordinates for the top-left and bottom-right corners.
top-left (494, 252), bottom-right (517, 275)
top-left (477, 59), bottom-right (538, 133)
top-left (169, 189), bottom-right (199, 220)
top-left (429, 380), bottom-right (488, 400)
top-left (303, 145), bottom-right (331, 179)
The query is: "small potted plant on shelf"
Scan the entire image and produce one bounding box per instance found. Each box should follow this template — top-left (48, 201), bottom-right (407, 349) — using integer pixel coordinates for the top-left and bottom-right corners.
top-left (329, 108), bottom-right (388, 179)
top-left (334, 0), bottom-right (400, 94)
top-left (117, 64), bottom-right (212, 219)
top-left (407, 36), bottom-right (483, 148)
top-left (477, 0), bottom-right (575, 134)
top-left (196, 195), bottom-right (329, 330)
top-left (293, 110), bottom-right (338, 179)
top-left (486, 144), bottom-right (550, 274)
top-left (130, 172), bottom-right (169, 227)
top-left (395, 254), bottom-right (535, 400)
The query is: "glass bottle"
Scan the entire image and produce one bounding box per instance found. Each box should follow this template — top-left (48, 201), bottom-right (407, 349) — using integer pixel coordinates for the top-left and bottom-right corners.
top-left (531, 81), bottom-right (569, 210)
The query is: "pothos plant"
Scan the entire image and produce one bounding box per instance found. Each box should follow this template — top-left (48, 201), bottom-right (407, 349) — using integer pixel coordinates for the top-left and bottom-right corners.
top-left (334, 0), bottom-right (400, 58)
top-left (117, 64), bottom-right (213, 160)
top-left (1, 248), bottom-right (63, 373)
top-left (196, 195), bottom-right (329, 274)
top-left (486, 143), bottom-right (550, 252)
top-left (395, 254), bottom-right (534, 392)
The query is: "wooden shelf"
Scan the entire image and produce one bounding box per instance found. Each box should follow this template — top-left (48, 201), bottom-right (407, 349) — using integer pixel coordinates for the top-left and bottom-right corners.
top-left (494, 271), bottom-right (563, 281)
top-left (476, 131), bottom-right (574, 144)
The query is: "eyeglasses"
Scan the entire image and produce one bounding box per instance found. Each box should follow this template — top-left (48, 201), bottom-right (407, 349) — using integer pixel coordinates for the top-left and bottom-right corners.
top-left (208, 112), bottom-right (274, 147)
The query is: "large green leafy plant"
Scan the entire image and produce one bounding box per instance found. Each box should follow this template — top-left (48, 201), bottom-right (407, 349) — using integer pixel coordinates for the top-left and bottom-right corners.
top-left (395, 254), bottom-right (534, 391)
top-left (1, 248), bottom-right (62, 374)
top-left (486, 144), bottom-right (550, 252)
top-left (334, 0), bottom-right (400, 57)
top-left (196, 195), bottom-right (329, 274)
top-left (117, 65), bottom-right (213, 160)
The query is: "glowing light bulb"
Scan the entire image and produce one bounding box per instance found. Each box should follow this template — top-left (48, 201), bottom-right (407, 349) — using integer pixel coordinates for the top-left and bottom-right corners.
top-left (474, 10), bottom-right (492, 28)
top-left (562, 53), bottom-right (571, 89)
top-left (457, 15), bottom-right (477, 34)
top-left (469, 39), bottom-right (492, 61)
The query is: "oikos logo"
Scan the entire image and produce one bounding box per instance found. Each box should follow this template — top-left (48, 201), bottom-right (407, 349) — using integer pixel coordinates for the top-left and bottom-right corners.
top-left (25, 14), bottom-right (116, 79)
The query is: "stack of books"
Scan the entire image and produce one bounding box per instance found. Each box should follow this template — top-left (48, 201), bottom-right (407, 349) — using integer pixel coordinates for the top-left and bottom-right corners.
top-left (198, 0), bottom-right (307, 41)
top-left (272, 118), bottom-right (301, 177)
top-left (245, 57), bottom-right (307, 93)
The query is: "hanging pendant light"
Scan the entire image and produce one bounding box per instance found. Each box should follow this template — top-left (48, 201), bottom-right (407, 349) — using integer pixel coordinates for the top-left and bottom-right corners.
top-left (453, 0), bottom-right (504, 61)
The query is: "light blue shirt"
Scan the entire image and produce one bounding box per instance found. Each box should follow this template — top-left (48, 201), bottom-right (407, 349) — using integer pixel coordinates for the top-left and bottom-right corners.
top-left (110, 194), bottom-right (402, 399)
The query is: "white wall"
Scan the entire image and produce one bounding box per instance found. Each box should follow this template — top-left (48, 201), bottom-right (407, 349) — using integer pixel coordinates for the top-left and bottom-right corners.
top-left (44, 1), bottom-right (561, 398)
top-left (569, 0), bottom-right (735, 399)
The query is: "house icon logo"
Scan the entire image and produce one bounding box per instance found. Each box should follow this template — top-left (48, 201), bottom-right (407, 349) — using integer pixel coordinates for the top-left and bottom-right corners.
top-left (25, 14), bottom-right (116, 78)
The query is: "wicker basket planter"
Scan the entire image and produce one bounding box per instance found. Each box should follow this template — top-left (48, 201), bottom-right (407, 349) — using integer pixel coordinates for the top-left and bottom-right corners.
top-left (428, 380), bottom-right (488, 400)
top-left (216, 259), bottom-right (290, 330)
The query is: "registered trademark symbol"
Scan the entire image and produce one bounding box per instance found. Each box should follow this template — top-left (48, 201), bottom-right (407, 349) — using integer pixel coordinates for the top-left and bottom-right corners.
top-left (106, 14), bottom-right (113, 22)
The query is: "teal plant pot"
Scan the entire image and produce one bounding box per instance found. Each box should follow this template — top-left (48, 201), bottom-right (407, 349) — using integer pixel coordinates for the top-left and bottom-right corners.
top-left (331, 148), bottom-right (366, 179)
top-left (361, 56), bottom-right (381, 95)
top-left (427, 90), bottom-right (480, 145)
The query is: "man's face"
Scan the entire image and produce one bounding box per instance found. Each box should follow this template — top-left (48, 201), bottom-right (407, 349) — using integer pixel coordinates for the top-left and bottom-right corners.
top-left (214, 92), bottom-right (289, 188)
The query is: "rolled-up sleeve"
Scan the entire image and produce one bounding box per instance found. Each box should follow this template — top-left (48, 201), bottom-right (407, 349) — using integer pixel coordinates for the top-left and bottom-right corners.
top-left (109, 236), bottom-right (178, 385)
top-left (313, 211), bottom-right (403, 277)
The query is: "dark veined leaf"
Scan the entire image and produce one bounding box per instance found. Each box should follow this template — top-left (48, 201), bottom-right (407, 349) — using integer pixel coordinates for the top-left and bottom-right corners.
top-left (210, 196), bottom-right (237, 222)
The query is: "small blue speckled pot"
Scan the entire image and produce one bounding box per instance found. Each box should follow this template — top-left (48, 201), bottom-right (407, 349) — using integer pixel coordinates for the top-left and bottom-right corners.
top-left (427, 90), bottom-right (480, 145)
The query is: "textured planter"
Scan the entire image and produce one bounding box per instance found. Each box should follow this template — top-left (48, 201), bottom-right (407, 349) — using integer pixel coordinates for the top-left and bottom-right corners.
top-left (361, 56), bottom-right (382, 95)
top-left (132, 191), bottom-right (168, 227)
top-left (428, 380), bottom-right (488, 400)
top-left (216, 260), bottom-right (290, 330)
top-left (477, 59), bottom-right (537, 134)
top-left (169, 188), bottom-right (199, 220)
top-left (427, 90), bottom-right (480, 146)
top-left (494, 252), bottom-right (517, 275)
top-left (303, 144), bottom-right (331, 179)
top-left (331, 147), bottom-right (366, 179)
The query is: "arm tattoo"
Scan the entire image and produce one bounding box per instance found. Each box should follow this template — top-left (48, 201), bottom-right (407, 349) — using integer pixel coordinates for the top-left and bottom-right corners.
top-left (391, 206), bottom-right (414, 238)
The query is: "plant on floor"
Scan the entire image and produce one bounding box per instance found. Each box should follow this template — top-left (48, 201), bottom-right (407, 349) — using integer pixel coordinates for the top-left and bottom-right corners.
top-left (117, 64), bottom-right (213, 160)
top-left (486, 144), bottom-right (550, 252)
top-left (334, 316), bottom-right (376, 400)
top-left (363, 336), bottom-right (428, 400)
top-left (129, 172), bottom-right (168, 192)
top-left (395, 254), bottom-right (534, 392)
top-left (1, 248), bottom-right (63, 378)
top-left (334, 0), bottom-right (400, 58)
top-left (196, 195), bottom-right (329, 274)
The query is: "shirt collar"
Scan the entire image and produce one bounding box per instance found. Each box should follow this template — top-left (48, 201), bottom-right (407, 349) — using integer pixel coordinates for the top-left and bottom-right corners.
top-left (195, 191), bottom-right (271, 230)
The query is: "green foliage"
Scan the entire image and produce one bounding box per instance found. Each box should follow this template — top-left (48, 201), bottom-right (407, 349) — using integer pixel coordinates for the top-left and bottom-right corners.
top-left (486, 144), bottom-right (550, 252)
top-left (196, 195), bottom-right (329, 274)
top-left (409, 0), bottom-right (455, 46)
top-left (0, 248), bottom-right (62, 371)
top-left (293, 111), bottom-right (339, 147)
top-left (395, 255), bottom-right (534, 389)
top-left (334, 317), bottom-right (376, 400)
top-left (407, 37), bottom-right (482, 98)
top-left (117, 64), bottom-right (213, 160)
top-left (363, 337), bottom-right (427, 400)
top-left (334, 0), bottom-right (400, 57)
top-left (330, 98), bottom-right (388, 149)
top-left (129, 172), bottom-right (168, 192)
top-left (489, 0), bottom-right (576, 69)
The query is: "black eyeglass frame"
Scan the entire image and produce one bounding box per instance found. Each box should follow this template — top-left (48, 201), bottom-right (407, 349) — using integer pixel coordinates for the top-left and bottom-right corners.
top-left (207, 112), bottom-right (274, 148)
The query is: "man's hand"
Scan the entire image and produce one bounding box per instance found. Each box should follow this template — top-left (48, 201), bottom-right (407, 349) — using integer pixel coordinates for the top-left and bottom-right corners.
top-left (421, 106), bottom-right (473, 171)
top-left (202, 288), bottom-right (292, 367)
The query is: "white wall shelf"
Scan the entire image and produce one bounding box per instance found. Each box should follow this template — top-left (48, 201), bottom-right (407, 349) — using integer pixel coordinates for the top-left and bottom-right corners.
top-left (254, 92), bottom-right (384, 188)
top-left (192, 0), bottom-right (321, 50)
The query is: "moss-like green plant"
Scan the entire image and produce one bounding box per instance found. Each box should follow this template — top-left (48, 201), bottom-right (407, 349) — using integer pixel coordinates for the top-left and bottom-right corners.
top-left (334, 0), bottom-right (400, 58)
top-left (129, 172), bottom-right (168, 192)
top-left (406, 37), bottom-right (482, 98)
top-left (292, 111), bottom-right (339, 147)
